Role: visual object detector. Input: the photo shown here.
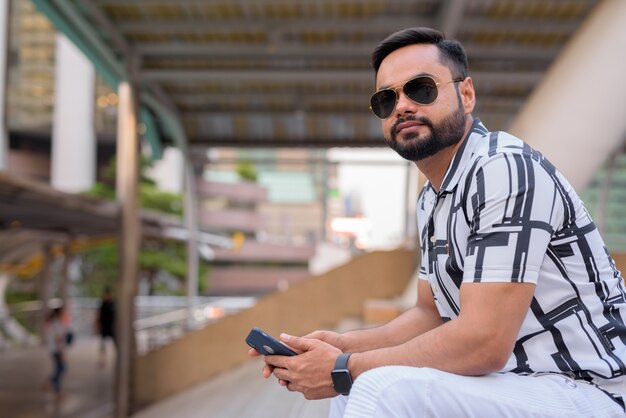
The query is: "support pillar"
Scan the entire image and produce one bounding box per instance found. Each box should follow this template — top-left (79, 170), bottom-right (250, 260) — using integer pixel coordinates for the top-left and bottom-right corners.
top-left (0, 273), bottom-right (9, 349)
top-left (0, 0), bottom-right (10, 170)
top-left (59, 244), bottom-right (71, 305)
top-left (38, 245), bottom-right (53, 339)
top-left (184, 161), bottom-right (199, 330)
top-left (115, 82), bottom-right (140, 418)
top-left (0, 273), bottom-right (10, 320)
top-left (510, 0), bottom-right (626, 191)
top-left (51, 33), bottom-right (96, 192)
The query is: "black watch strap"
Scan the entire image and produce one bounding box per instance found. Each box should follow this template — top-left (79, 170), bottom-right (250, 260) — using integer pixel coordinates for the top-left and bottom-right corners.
top-left (332, 352), bottom-right (353, 395)
top-left (335, 352), bottom-right (352, 370)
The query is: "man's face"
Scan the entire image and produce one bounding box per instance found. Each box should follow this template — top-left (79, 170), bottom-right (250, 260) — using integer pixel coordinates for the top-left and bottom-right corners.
top-left (375, 44), bottom-right (471, 162)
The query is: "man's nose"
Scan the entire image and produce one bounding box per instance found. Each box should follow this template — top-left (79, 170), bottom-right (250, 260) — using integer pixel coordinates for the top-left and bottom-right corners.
top-left (394, 89), bottom-right (416, 116)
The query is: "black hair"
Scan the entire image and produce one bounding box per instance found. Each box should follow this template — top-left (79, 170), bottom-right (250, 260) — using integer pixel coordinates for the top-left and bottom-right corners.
top-left (47, 306), bottom-right (63, 321)
top-left (371, 27), bottom-right (469, 80)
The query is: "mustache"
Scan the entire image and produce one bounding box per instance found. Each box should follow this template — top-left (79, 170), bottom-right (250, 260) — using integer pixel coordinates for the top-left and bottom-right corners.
top-left (391, 115), bottom-right (434, 133)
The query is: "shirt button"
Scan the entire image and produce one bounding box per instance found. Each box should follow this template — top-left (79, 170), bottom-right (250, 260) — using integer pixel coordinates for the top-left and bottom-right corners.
top-left (430, 236), bottom-right (436, 243)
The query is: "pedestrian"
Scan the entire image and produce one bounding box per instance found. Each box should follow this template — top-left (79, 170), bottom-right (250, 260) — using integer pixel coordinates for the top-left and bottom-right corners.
top-left (44, 307), bottom-right (67, 401)
top-left (96, 286), bottom-right (115, 368)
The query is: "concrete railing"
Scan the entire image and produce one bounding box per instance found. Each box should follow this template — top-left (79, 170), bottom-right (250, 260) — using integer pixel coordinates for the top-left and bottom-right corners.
top-left (134, 247), bottom-right (417, 409)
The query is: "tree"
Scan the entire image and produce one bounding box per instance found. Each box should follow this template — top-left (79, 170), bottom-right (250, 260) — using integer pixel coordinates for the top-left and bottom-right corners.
top-left (80, 156), bottom-right (209, 297)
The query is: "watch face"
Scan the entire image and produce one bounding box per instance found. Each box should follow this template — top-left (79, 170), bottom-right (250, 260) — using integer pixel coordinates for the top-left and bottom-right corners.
top-left (332, 370), bottom-right (353, 395)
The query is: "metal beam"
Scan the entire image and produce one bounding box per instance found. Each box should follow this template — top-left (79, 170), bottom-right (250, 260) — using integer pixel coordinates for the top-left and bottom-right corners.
top-left (142, 68), bottom-right (542, 85)
top-left (136, 43), bottom-right (374, 58)
top-left (114, 15), bottom-right (579, 35)
top-left (186, 136), bottom-right (385, 148)
top-left (50, 0), bottom-right (126, 85)
top-left (94, 0), bottom-right (418, 6)
top-left (33, 0), bottom-right (176, 161)
top-left (170, 93), bottom-right (526, 108)
top-left (142, 68), bottom-right (374, 82)
top-left (437, 0), bottom-right (467, 38)
top-left (78, 0), bottom-right (131, 58)
top-left (135, 42), bottom-right (561, 61)
top-left (116, 16), bottom-right (430, 33)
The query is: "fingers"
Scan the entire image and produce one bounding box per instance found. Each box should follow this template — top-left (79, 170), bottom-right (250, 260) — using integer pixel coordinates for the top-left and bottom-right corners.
top-left (265, 353), bottom-right (290, 369)
top-left (272, 366), bottom-right (292, 388)
top-left (303, 329), bottom-right (327, 339)
top-left (299, 330), bottom-right (344, 350)
top-left (280, 334), bottom-right (316, 351)
top-left (262, 364), bottom-right (274, 378)
top-left (248, 348), bottom-right (262, 357)
top-left (273, 366), bottom-right (292, 384)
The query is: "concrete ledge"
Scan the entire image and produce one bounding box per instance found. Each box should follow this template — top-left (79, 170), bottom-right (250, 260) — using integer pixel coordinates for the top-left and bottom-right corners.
top-left (134, 247), bottom-right (417, 410)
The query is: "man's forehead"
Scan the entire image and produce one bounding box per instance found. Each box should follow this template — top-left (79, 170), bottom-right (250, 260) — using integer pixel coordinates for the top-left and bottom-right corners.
top-left (376, 44), bottom-right (448, 87)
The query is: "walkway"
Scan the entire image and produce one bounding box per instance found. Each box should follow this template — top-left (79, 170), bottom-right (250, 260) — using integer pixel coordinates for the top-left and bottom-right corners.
top-left (0, 337), bottom-right (114, 418)
top-left (132, 357), bottom-right (330, 418)
top-left (0, 336), bottom-right (330, 418)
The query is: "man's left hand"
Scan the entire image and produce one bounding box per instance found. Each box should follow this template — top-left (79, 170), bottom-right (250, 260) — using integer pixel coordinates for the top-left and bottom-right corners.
top-left (265, 333), bottom-right (342, 400)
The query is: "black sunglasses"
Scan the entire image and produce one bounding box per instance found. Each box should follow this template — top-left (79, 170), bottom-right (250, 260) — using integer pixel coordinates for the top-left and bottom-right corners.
top-left (369, 75), bottom-right (464, 119)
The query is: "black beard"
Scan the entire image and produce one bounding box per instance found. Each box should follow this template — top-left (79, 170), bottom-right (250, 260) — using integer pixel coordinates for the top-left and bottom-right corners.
top-left (386, 103), bottom-right (467, 162)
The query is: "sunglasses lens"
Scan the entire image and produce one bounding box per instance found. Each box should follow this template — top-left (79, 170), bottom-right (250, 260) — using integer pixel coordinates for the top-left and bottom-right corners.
top-left (405, 77), bottom-right (438, 105)
top-left (370, 90), bottom-right (396, 119)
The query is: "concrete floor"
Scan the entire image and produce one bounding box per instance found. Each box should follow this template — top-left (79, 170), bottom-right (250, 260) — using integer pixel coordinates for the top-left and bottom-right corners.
top-left (132, 358), bottom-right (330, 418)
top-left (0, 337), bottom-right (114, 418)
top-left (0, 336), bottom-right (329, 418)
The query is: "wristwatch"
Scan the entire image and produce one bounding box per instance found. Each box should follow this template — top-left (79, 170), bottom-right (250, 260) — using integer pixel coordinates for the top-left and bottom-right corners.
top-left (331, 352), bottom-right (353, 395)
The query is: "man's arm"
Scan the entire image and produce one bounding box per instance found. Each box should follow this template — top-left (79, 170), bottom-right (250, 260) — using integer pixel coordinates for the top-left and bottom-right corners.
top-left (348, 281), bottom-right (535, 378)
top-left (267, 281), bottom-right (535, 399)
top-left (310, 278), bottom-right (444, 353)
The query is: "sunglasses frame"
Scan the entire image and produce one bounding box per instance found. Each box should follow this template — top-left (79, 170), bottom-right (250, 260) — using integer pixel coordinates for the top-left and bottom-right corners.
top-left (370, 75), bottom-right (465, 119)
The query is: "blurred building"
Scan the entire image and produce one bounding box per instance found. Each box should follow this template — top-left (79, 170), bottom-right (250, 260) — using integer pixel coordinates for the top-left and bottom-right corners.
top-left (5, 0), bottom-right (118, 181)
top-left (200, 148), bottom-right (326, 295)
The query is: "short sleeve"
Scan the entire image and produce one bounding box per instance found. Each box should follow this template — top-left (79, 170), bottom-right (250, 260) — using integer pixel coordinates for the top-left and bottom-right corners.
top-left (462, 153), bottom-right (560, 284)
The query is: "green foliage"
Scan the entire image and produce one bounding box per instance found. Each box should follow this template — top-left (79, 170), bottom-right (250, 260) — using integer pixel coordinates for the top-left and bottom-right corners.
top-left (78, 240), bottom-right (211, 297)
top-left (4, 289), bottom-right (37, 305)
top-left (87, 182), bottom-right (116, 200)
top-left (85, 157), bottom-right (182, 216)
top-left (139, 243), bottom-right (187, 278)
top-left (236, 161), bottom-right (258, 182)
top-left (77, 242), bottom-right (118, 297)
top-left (99, 156), bottom-right (156, 186)
top-left (77, 155), bottom-right (209, 297)
top-left (139, 183), bottom-right (183, 216)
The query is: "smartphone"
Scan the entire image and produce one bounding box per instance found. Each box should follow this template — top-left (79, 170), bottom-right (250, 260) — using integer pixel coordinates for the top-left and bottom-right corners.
top-left (246, 327), bottom-right (297, 356)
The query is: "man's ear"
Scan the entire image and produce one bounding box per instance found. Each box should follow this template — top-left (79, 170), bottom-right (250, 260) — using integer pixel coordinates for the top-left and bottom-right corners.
top-left (460, 77), bottom-right (476, 114)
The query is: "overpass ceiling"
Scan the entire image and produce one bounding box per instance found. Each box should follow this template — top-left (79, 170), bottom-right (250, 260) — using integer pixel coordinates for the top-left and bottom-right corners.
top-left (68, 0), bottom-right (598, 148)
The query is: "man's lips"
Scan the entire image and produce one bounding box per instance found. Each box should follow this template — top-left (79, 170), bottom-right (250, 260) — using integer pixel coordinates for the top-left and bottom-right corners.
top-left (395, 120), bottom-right (425, 135)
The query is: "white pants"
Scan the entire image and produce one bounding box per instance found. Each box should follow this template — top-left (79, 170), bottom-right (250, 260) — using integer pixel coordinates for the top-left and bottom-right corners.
top-left (328, 366), bottom-right (625, 418)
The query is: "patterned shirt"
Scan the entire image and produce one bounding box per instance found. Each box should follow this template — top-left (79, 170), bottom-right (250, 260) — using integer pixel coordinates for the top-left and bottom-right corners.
top-left (417, 118), bottom-right (626, 407)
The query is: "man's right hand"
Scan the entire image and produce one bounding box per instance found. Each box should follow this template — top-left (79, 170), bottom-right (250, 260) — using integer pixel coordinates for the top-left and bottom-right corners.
top-left (248, 330), bottom-right (345, 386)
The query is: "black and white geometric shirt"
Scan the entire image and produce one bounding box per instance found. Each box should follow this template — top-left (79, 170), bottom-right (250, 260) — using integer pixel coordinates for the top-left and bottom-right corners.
top-left (418, 118), bottom-right (626, 407)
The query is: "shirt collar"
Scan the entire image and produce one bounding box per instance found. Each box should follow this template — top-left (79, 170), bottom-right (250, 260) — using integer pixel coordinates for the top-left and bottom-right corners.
top-left (438, 117), bottom-right (489, 193)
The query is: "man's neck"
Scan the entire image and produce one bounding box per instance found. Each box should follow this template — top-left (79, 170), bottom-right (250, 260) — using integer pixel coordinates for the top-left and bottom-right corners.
top-left (415, 116), bottom-right (474, 192)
